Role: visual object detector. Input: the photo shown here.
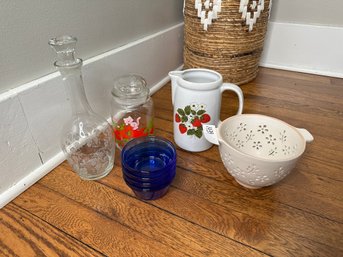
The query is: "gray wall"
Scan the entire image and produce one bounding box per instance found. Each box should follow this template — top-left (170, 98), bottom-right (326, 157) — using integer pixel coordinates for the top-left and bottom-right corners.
top-left (270, 0), bottom-right (343, 26)
top-left (0, 0), bottom-right (184, 93)
top-left (1, 0), bottom-right (340, 94)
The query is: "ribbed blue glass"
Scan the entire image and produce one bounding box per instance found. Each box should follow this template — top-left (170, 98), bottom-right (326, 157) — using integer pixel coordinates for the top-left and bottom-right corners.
top-left (121, 136), bottom-right (177, 200)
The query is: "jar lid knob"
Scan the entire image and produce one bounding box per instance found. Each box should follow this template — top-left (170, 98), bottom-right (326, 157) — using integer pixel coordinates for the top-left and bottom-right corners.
top-left (112, 75), bottom-right (149, 105)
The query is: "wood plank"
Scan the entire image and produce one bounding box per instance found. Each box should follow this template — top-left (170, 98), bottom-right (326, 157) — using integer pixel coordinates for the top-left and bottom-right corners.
top-left (0, 203), bottom-right (104, 257)
top-left (12, 184), bottom-right (188, 257)
top-left (153, 97), bottom-right (343, 171)
top-left (1, 68), bottom-right (341, 257)
top-left (258, 67), bottom-right (332, 84)
top-left (135, 105), bottom-right (343, 235)
top-left (156, 83), bottom-right (343, 133)
top-left (38, 163), bottom-right (267, 257)
top-left (153, 114), bottom-right (342, 183)
top-left (153, 126), bottom-right (343, 224)
top-left (156, 104), bottom-right (343, 165)
top-left (174, 140), bottom-right (343, 222)
top-left (252, 74), bottom-right (343, 101)
top-left (330, 77), bottom-right (343, 86)
top-left (169, 166), bottom-right (343, 249)
top-left (103, 173), bottom-right (340, 257)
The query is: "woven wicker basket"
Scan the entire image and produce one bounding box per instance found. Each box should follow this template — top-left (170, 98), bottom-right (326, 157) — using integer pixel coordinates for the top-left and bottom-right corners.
top-left (184, 0), bottom-right (271, 85)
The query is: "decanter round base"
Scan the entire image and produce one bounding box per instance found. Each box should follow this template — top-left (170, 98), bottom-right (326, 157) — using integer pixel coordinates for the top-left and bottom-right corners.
top-left (78, 164), bottom-right (114, 181)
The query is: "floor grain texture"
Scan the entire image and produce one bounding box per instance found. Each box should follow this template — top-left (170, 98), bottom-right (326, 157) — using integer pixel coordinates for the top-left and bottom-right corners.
top-left (1, 68), bottom-right (342, 257)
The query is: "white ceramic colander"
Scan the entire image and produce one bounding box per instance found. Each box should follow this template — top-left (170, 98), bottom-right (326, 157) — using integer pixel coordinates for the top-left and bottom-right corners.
top-left (204, 114), bottom-right (314, 189)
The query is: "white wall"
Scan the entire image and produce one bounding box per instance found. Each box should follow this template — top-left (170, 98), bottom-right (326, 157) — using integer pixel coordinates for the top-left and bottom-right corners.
top-left (2, 1), bottom-right (341, 93)
top-left (261, 0), bottom-right (343, 77)
top-left (270, 0), bottom-right (343, 26)
top-left (0, 0), bottom-right (184, 93)
top-left (2, 0), bottom-right (341, 93)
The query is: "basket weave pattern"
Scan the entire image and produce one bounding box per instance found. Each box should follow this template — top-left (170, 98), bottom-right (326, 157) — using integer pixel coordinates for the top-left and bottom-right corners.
top-left (184, 0), bottom-right (271, 85)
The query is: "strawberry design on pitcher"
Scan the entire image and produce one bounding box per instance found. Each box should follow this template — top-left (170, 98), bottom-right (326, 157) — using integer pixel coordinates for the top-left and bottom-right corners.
top-left (175, 103), bottom-right (211, 138)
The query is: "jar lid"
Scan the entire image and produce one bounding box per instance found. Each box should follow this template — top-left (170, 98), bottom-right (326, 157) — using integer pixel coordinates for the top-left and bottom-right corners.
top-left (111, 75), bottom-right (149, 106)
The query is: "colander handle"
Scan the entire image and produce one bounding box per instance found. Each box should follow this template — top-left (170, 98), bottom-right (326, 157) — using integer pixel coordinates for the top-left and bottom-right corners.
top-left (203, 125), bottom-right (220, 145)
top-left (296, 128), bottom-right (314, 143)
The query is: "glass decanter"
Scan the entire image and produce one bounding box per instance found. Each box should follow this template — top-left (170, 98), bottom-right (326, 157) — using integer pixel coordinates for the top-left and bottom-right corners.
top-left (111, 75), bottom-right (154, 149)
top-left (49, 35), bottom-right (115, 180)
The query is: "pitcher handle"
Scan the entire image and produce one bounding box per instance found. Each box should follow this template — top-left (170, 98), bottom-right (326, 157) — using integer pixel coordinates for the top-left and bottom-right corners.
top-left (221, 83), bottom-right (244, 115)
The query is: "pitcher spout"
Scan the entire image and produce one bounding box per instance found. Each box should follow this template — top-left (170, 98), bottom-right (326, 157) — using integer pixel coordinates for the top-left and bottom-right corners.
top-left (169, 70), bottom-right (183, 106)
top-left (169, 70), bottom-right (183, 79)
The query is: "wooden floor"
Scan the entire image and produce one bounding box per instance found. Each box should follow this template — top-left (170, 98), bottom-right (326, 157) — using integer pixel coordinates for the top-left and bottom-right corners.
top-left (1, 68), bottom-right (342, 257)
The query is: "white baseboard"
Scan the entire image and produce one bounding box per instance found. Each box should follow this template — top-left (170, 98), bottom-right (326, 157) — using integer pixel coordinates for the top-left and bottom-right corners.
top-left (0, 152), bottom-right (65, 209)
top-left (0, 23), bottom-right (184, 209)
top-left (260, 22), bottom-right (343, 78)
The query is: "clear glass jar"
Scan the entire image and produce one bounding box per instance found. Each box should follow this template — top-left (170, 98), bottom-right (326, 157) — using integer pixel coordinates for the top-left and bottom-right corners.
top-left (111, 75), bottom-right (154, 149)
top-left (49, 35), bottom-right (115, 180)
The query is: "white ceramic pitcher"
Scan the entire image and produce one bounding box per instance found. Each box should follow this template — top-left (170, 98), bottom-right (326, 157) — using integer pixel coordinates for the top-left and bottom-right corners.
top-left (169, 68), bottom-right (244, 152)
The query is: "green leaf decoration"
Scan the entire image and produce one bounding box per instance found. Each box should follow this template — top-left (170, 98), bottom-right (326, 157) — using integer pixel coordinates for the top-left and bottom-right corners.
top-left (147, 118), bottom-right (154, 129)
top-left (177, 108), bottom-right (185, 116)
top-left (197, 110), bottom-right (206, 115)
top-left (116, 123), bottom-right (125, 130)
top-left (181, 116), bottom-right (188, 122)
top-left (191, 110), bottom-right (196, 115)
top-left (185, 105), bottom-right (191, 115)
top-left (187, 129), bottom-right (195, 135)
top-left (195, 129), bottom-right (203, 138)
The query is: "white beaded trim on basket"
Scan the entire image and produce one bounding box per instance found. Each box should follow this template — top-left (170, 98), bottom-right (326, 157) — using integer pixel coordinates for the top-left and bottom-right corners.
top-left (193, 0), bottom-right (223, 31)
top-left (239, 0), bottom-right (272, 31)
top-left (186, 0), bottom-right (272, 32)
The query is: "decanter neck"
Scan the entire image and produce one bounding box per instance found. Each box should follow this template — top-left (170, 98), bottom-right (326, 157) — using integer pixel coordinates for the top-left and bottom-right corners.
top-left (60, 65), bottom-right (93, 115)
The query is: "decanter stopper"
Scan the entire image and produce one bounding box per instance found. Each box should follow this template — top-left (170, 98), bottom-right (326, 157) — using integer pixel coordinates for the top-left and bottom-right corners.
top-left (48, 35), bottom-right (81, 67)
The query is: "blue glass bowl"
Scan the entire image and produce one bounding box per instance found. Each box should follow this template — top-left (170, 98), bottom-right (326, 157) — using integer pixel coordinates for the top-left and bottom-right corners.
top-left (130, 186), bottom-right (170, 201)
top-left (121, 136), bottom-right (177, 200)
top-left (122, 136), bottom-right (176, 177)
top-left (123, 171), bottom-right (176, 189)
top-left (123, 163), bottom-right (176, 183)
